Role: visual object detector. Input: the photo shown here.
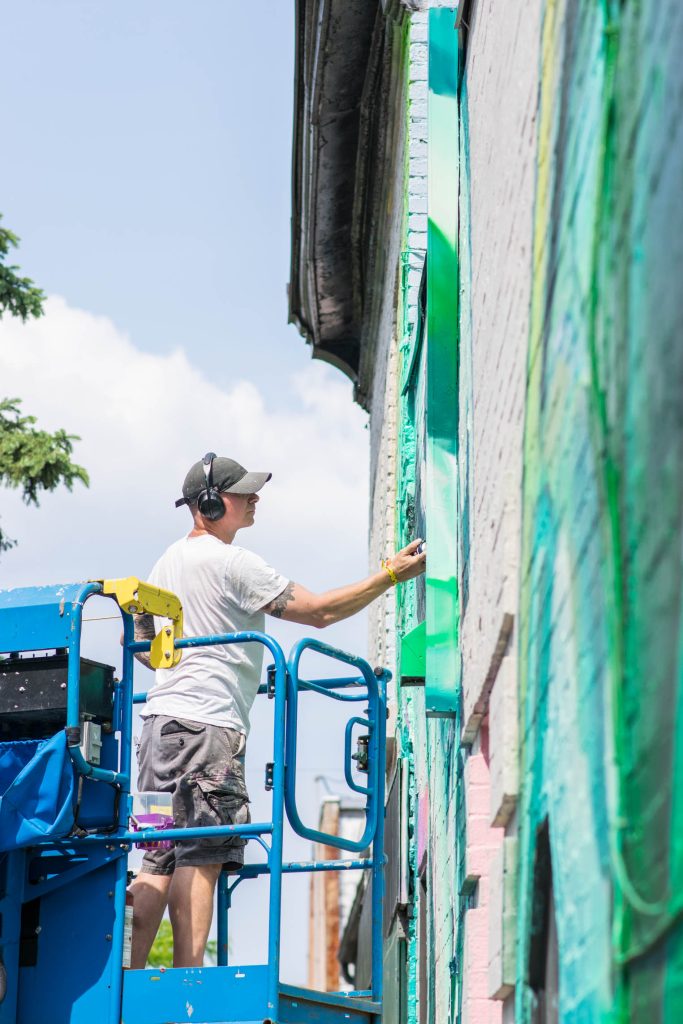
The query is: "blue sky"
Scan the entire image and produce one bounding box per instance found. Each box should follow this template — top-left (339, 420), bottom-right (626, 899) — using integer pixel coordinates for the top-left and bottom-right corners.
top-left (1, 2), bottom-right (372, 984)
top-left (3, 1), bottom-right (311, 399)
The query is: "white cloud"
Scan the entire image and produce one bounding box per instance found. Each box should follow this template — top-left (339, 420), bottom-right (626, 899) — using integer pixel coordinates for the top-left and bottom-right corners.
top-left (0, 296), bottom-right (370, 593)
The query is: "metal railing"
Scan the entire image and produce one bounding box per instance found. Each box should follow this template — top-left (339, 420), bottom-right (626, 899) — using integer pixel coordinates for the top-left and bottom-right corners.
top-left (62, 583), bottom-right (388, 1021)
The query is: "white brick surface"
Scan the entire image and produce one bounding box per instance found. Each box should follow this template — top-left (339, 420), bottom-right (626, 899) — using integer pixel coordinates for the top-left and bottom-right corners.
top-left (364, 5), bottom-right (544, 1022)
top-left (488, 837), bottom-right (517, 1000)
top-left (489, 654), bottom-right (519, 827)
top-left (459, 0), bottom-right (543, 773)
top-left (368, 336), bottom-right (399, 678)
top-left (368, 11), bottom-right (429, 685)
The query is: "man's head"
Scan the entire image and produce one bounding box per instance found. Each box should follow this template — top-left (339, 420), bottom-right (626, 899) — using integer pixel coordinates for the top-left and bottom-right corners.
top-left (176, 453), bottom-right (271, 538)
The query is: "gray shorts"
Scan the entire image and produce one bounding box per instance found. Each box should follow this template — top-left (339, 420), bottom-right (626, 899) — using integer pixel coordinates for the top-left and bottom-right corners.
top-left (136, 715), bottom-right (250, 874)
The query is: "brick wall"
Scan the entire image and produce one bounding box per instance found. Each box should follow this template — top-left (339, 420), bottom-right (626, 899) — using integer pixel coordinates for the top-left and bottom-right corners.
top-left (458, 0), bottom-right (542, 786)
top-left (435, 2), bottom-right (543, 1021)
top-left (516, 0), bottom-right (683, 1019)
top-left (365, 12), bottom-right (420, 683)
top-left (461, 743), bottom-right (503, 1024)
top-left (362, 0), bottom-right (683, 1021)
top-left (367, 335), bottom-right (399, 680)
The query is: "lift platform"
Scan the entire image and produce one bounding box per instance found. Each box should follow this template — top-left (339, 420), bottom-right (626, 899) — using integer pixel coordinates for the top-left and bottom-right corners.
top-left (0, 581), bottom-right (388, 1024)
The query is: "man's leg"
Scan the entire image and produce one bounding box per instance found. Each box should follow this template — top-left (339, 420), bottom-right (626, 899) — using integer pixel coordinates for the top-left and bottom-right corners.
top-left (168, 863), bottom-right (222, 968)
top-left (129, 872), bottom-right (173, 969)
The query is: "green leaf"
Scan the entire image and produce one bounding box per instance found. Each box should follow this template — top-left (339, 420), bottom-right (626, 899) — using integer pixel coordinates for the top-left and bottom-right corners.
top-left (0, 216), bottom-right (45, 322)
top-left (147, 919), bottom-right (174, 969)
top-left (0, 397), bottom-right (89, 552)
top-left (0, 214), bottom-right (87, 556)
top-left (145, 920), bottom-right (222, 968)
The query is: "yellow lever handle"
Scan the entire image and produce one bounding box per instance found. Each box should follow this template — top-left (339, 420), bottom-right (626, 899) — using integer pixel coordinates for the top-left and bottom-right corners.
top-left (97, 577), bottom-right (184, 669)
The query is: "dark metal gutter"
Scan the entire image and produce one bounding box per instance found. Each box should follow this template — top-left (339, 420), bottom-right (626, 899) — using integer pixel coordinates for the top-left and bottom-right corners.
top-left (288, 0), bottom-right (380, 383)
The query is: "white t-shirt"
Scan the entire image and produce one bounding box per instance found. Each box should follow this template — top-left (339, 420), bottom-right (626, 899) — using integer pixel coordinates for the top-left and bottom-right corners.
top-left (141, 534), bottom-right (289, 734)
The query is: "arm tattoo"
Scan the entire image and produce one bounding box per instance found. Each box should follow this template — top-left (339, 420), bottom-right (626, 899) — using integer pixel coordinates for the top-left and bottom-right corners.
top-left (134, 613), bottom-right (156, 640)
top-left (268, 581), bottom-right (296, 619)
top-left (133, 613), bottom-right (155, 668)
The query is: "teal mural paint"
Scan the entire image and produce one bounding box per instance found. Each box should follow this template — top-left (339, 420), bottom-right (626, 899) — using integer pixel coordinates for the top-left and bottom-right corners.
top-left (426, 8), bottom-right (460, 715)
top-left (315, 0), bottom-right (683, 1019)
top-left (518, 0), bottom-right (683, 1019)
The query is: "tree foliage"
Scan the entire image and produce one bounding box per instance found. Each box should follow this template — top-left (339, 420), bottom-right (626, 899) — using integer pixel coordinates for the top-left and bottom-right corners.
top-left (0, 215), bottom-right (88, 552)
top-left (0, 216), bottom-right (45, 321)
top-left (146, 919), bottom-right (219, 968)
top-left (0, 399), bottom-right (89, 551)
top-left (147, 919), bottom-right (173, 968)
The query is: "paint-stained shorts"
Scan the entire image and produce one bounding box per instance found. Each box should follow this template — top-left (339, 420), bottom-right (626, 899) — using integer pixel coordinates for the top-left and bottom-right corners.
top-left (136, 715), bottom-right (250, 874)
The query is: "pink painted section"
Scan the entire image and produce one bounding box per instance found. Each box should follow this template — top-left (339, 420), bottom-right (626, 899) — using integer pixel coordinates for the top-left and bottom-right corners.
top-left (463, 748), bottom-right (504, 1024)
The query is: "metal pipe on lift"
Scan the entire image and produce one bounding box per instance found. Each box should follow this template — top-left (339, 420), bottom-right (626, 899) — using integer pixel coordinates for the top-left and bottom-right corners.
top-left (118, 608), bottom-right (136, 806)
top-left (129, 626), bottom-right (291, 1017)
top-left (81, 821), bottom-right (274, 844)
top-left (263, 639), bottom-right (288, 1019)
top-left (126, 627), bottom-right (386, 1018)
top-left (107, 851), bottom-right (128, 1024)
top-left (370, 668), bottom-right (390, 1009)
top-left (131, 674), bottom-right (370, 705)
top-left (66, 582), bottom-right (129, 786)
top-left (217, 871), bottom-right (230, 968)
top-left (284, 637), bottom-right (383, 853)
top-left (235, 857), bottom-right (375, 878)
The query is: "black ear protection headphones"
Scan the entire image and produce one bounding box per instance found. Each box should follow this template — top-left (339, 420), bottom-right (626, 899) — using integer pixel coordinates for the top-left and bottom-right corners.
top-left (196, 452), bottom-right (226, 521)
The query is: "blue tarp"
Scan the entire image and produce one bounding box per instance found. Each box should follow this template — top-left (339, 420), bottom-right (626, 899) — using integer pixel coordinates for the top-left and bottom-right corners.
top-left (0, 732), bottom-right (75, 851)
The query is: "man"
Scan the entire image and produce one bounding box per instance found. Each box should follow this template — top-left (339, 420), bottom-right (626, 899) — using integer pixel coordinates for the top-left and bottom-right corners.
top-left (129, 453), bottom-right (425, 969)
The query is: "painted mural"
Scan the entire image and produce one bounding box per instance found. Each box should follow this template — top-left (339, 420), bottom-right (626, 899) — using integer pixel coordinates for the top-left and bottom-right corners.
top-left (518, 0), bottom-right (683, 1019)
top-left (392, 1), bottom-right (683, 1022)
top-left (294, 1), bottom-right (683, 1021)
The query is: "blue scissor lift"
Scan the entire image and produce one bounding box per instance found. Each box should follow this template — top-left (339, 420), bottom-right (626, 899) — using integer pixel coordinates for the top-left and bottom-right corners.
top-left (0, 582), bottom-right (388, 1024)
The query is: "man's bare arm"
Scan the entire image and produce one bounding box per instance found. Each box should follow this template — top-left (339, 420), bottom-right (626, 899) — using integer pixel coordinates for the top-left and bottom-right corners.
top-left (132, 613), bottom-right (156, 668)
top-left (263, 540), bottom-right (426, 628)
top-left (267, 581), bottom-right (298, 619)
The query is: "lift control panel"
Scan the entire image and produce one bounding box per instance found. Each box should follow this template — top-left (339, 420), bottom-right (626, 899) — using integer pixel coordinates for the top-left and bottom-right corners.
top-left (0, 652), bottom-right (115, 741)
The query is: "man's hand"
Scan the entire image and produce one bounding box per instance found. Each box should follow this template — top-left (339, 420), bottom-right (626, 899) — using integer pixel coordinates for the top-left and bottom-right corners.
top-left (262, 539), bottom-right (426, 629)
top-left (385, 539), bottom-right (426, 582)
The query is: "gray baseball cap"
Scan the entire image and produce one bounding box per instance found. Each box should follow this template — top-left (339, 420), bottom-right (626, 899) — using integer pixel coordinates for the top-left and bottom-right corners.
top-left (175, 455), bottom-right (272, 508)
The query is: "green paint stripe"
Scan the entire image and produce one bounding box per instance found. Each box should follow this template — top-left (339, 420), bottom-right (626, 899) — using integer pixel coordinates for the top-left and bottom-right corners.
top-left (426, 8), bottom-right (460, 715)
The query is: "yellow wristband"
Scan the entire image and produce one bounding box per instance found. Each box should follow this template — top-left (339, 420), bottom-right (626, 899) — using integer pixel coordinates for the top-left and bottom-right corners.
top-left (382, 559), bottom-right (398, 586)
